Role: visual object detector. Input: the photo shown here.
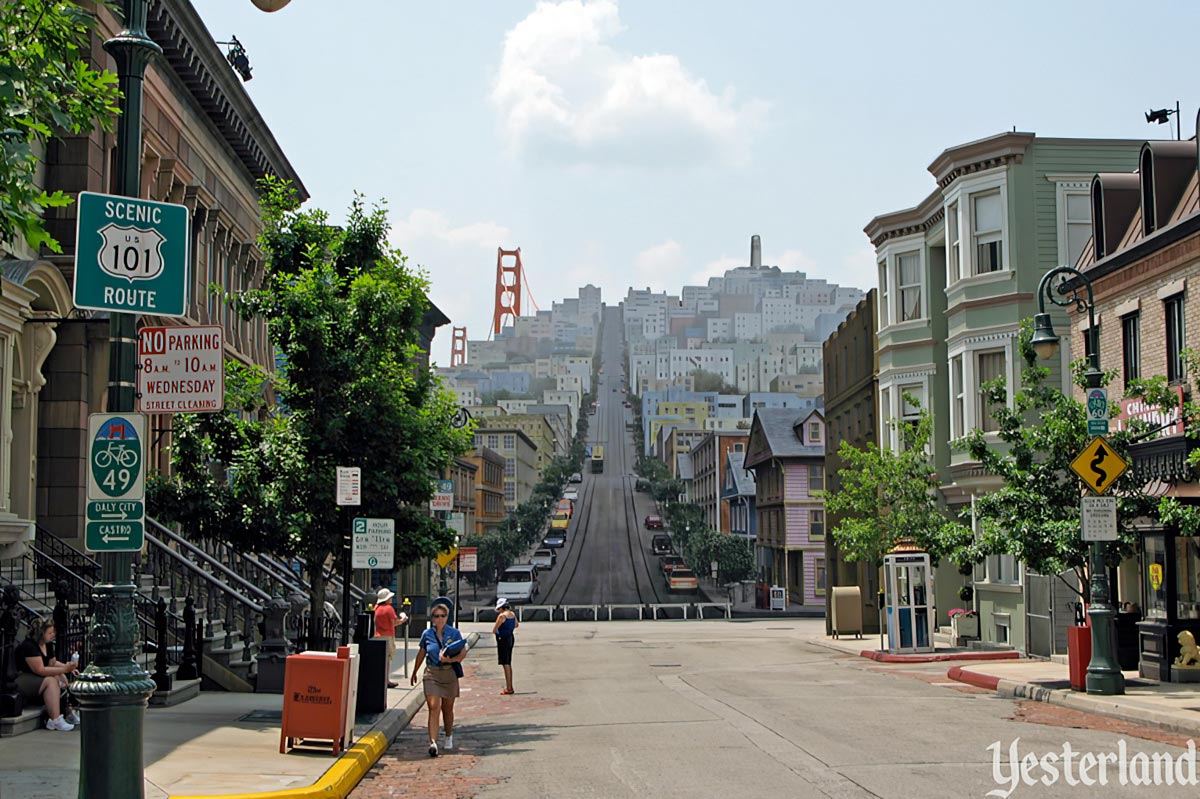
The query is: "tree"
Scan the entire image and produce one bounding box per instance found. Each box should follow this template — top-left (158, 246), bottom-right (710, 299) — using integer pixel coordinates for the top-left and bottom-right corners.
top-left (1, 1), bottom-right (120, 252)
top-left (947, 321), bottom-right (1164, 598)
top-left (150, 180), bottom-right (473, 644)
top-left (691, 369), bottom-right (738, 394)
top-left (825, 400), bottom-right (970, 567)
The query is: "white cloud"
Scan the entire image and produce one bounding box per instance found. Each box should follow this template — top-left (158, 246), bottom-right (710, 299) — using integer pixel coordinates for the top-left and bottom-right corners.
top-left (391, 209), bottom-right (510, 251)
top-left (839, 242), bottom-right (877, 292)
top-left (633, 239), bottom-right (685, 287)
top-left (491, 0), bottom-right (766, 167)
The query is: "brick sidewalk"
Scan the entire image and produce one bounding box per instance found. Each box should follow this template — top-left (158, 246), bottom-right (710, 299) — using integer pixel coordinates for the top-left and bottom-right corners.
top-left (352, 658), bottom-right (565, 799)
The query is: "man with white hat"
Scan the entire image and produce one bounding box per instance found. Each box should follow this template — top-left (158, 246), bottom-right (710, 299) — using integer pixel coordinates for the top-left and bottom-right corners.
top-left (373, 587), bottom-right (407, 688)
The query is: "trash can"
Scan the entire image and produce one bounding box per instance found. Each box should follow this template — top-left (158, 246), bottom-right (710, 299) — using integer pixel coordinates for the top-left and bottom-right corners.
top-left (356, 638), bottom-right (388, 714)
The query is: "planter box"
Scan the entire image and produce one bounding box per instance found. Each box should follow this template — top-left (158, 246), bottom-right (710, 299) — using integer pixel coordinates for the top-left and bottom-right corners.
top-left (951, 615), bottom-right (979, 640)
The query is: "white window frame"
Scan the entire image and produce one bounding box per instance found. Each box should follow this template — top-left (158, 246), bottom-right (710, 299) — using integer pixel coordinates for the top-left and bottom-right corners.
top-left (971, 191), bottom-right (1005, 275)
top-left (876, 236), bottom-right (926, 330)
top-left (1049, 176), bottom-right (1094, 269)
top-left (948, 333), bottom-right (1017, 436)
top-left (950, 354), bottom-right (965, 440)
top-left (942, 169), bottom-right (1009, 281)
top-left (877, 259), bottom-right (889, 329)
top-left (946, 200), bottom-right (962, 285)
top-left (878, 374), bottom-right (931, 451)
top-left (974, 349), bottom-right (1008, 434)
top-left (896, 250), bottom-right (924, 322)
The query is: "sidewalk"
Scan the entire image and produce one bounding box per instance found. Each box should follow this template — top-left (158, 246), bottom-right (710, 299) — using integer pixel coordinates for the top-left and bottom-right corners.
top-left (0, 642), bottom-right (448, 799)
top-left (811, 632), bottom-right (1200, 738)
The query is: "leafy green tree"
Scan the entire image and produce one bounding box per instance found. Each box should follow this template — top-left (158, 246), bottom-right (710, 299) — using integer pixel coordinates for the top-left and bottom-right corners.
top-left (825, 400), bottom-right (970, 567)
top-left (949, 321), bottom-right (1160, 598)
top-left (151, 180), bottom-right (472, 643)
top-left (1, 1), bottom-right (120, 252)
top-left (691, 369), bottom-right (738, 393)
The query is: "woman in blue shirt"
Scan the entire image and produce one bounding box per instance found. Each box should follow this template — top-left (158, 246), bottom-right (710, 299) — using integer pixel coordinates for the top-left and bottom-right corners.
top-left (410, 598), bottom-right (466, 757)
top-left (491, 597), bottom-right (519, 695)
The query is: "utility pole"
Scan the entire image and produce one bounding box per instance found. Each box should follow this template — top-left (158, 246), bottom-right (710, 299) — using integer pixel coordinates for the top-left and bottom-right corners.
top-left (74, 3), bottom-right (159, 796)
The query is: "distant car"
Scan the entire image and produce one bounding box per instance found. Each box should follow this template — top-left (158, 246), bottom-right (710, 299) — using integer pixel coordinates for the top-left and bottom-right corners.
top-left (496, 565), bottom-right (540, 604)
top-left (659, 555), bottom-right (685, 576)
top-left (668, 568), bottom-right (699, 593)
top-left (563, 490), bottom-right (578, 503)
top-left (644, 514), bottom-right (664, 529)
top-left (635, 479), bottom-right (651, 493)
top-left (531, 549), bottom-right (556, 569)
top-left (542, 533), bottom-right (566, 549)
top-left (623, 401), bottom-right (631, 409)
top-left (569, 472), bottom-right (583, 483)
top-left (612, 387), bottom-right (618, 392)
top-left (551, 512), bottom-right (570, 530)
top-left (651, 534), bottom-right (672, 556)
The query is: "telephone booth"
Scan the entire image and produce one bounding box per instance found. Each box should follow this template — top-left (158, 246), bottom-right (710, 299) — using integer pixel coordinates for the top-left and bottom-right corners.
top-left (884, 543), bottom-right (934, 653)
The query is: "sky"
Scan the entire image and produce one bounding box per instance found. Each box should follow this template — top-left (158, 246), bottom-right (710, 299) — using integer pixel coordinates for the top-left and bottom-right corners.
top-left (196, 1), bottom-right (1199, 365)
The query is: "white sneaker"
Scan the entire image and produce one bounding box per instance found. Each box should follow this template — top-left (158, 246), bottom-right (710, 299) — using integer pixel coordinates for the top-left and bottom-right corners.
top-left (64, 709), bottom-right (80, 726)
top-left (428, 741), bottom-right (438, 757)
top-left (46, 715), bottom-right (74, 732)
top-left (444, 734), bottom-right (454, 751)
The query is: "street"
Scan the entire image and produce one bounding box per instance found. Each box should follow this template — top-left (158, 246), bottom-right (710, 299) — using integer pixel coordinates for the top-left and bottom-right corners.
top-left (355, 619), bottom-right (1194, 798)
top-left (537, 306), bottom-right (686, 609)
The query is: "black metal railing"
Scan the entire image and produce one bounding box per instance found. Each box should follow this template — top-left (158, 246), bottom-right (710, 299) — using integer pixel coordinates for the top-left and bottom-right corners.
top-left (286, 609), bottom-right (343, 653)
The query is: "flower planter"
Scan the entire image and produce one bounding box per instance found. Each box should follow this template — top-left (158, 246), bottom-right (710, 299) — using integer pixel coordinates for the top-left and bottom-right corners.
top-left (951, 615), bottom-right (979, 640)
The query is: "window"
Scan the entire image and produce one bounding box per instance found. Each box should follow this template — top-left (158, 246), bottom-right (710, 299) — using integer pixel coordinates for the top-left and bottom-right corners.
top-left (807, 422), bottom-right (822, 443)
top-left (947, 202), bottom-right (961, 283)
top-left (487, 434), bottom-right (499, 450)
top-left (503, 434), bottom-right (516, 450)
top-left (814, 558), bottom-right (827, 595)
top-left (899, 383), bottom-right (924, 448)
top-left (504, 458), bottom-right (515, 478)
top-left (809, 509), bottom-right (825, 540)
top-left (880, 387), bottom-right (892, 449)
top-left (1166, 295), bottom-right (1185, 383)
top-left (986, 554), bottom-right (1019, 585)
top-left (1122, 313), bottom-right (1141, 385)
top-left (504, 483), bottom-right (515, 501)
top-left (897, 251), bottom-right (922, 321)
top-left (950, 355), bottom-right (965, 439)
top-left (808, 464), bottom-right (825, 492)
top-left (972, 191), bottom-right (1004, 274)
top-left (878, 260), bottom-right (889, 327)
top-left (976, 350), bottom-right (1006, 433)
top-left (1064, 193), bottom-right (1092, 267)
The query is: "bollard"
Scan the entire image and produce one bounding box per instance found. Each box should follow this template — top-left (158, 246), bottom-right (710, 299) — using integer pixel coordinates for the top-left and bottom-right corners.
top-left (153, 597), bottom-right (171, 693)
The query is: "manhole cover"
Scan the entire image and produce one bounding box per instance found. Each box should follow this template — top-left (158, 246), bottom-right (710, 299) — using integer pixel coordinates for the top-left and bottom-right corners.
top-left (238, 710), bottom-right (282, 724)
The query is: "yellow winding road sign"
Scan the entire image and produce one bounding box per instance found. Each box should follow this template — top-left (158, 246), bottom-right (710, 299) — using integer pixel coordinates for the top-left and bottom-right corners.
top-left (1069, 436), bottom-right (1129, 495)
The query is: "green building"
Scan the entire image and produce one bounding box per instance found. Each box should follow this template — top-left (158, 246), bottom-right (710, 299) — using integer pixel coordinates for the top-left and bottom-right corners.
top-left (864, 132), bottom-right (1141, 655)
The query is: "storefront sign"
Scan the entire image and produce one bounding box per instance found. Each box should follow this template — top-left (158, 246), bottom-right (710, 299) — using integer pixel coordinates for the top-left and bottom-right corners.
top-left (1113, 387), bottom-right (1185, 440)
top-left (1149, 563), bottom-right (1164, 591)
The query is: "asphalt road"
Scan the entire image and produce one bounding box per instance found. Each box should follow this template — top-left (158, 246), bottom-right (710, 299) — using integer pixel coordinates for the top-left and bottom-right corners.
top-left (365, 619), bottom-right (1194, 799)
top-left (538, 307), bottom-right (682, 608)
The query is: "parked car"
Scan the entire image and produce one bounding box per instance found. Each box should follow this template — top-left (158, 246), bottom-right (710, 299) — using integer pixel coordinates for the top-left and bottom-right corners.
top-left (530, 549), bottom-right (556, 569)
top-left (569, 472), bottom-right (583, 484)
top-left (651, 534), bottom-right (672, 556)
top-left (496, 565), bottom-right (540, 604)
top-left (623, 401), bottom-right (631, 409)
top-left (644, 514), bottom-right (664, 529)
top-left (563, 488), bottom-right (579, 502)
top-left (668, 568), bottom-right (699, 593)
top-left (542, 533), bottom-right (566, 549)
top-left (555, 499), bottom-right (574, 517)
top-left (635, 478), bottom-right (651, 493)
top-left (659, 555), bottom-right (685, 576)
top-left (551, 512), bottom-right (570, 530)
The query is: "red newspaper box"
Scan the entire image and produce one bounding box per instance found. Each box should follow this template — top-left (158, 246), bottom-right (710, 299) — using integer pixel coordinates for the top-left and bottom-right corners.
top-left (1067, 625), bottom-right (1092, 692)
top-left (280, 651), bottom-right (351, 755)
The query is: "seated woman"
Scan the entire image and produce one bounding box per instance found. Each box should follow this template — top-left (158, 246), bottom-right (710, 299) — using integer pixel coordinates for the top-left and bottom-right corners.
top-left (15, 617), bottom-right (79, 731)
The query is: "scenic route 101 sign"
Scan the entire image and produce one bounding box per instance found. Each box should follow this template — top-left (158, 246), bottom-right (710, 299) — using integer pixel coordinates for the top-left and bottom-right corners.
top-left (73, 192), bottom-right (189, 316)
top-left (85, 412), bottom-right (146, 552)
top-left (138, 325), bottom-right (224, 413)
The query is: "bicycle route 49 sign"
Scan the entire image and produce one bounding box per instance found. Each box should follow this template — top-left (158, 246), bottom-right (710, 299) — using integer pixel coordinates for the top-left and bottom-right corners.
top-left (85, 412), bottom-right (147, 552)
top-left (73, 192), bottom-right (189, 316)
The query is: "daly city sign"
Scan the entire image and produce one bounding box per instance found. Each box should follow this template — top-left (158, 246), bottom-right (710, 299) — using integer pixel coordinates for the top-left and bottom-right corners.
top-left (138, 326), bottom-right (224, 413)
top-left (73, 191), bottom-right (189, 316)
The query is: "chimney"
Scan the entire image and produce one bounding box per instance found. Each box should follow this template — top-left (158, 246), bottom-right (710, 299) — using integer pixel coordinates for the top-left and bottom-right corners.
top-left (750, 235), bottom-right (761, 268)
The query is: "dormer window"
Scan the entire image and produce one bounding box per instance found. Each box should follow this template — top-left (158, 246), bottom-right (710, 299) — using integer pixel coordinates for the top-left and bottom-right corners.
top-left (807, 421), bottom-right (822, 443)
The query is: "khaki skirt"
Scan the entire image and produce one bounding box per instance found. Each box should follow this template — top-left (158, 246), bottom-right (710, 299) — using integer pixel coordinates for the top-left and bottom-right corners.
top-left (422, 664), bottom-right (459, 698)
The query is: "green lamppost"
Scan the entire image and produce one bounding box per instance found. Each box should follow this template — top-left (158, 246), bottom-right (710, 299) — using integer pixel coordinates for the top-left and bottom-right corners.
top-left (75, 2), bottom-right (290, 796)
top-left (1030, 265), bottom-right (1125, 696)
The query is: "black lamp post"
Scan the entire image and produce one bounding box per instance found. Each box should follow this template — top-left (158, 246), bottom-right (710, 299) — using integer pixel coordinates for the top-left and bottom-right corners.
top-left (76, 2), bottom-right (287, 795)
top-left (1031, 265), bottom-right (1125, 696)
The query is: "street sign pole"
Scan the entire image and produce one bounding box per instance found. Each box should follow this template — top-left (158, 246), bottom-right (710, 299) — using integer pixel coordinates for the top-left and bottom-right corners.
top-left (75, 4), bottom-right (160, 797)
top-left (337, 468), bottom-right (361, 646)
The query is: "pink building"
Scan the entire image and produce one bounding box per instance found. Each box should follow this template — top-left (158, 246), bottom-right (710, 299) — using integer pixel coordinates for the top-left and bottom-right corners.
top-left (744, 409), bottom-right (827, 607)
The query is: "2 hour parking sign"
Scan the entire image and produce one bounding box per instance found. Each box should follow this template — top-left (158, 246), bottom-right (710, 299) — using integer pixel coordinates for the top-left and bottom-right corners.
top-left (73, 192), bottom-right (189, 316)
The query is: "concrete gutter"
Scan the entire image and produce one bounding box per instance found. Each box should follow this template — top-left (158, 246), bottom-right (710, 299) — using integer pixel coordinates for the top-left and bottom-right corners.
top-left (169, 631), bottom-right (480, 799)
top-left (946, 665), bottom-right (1200, 738)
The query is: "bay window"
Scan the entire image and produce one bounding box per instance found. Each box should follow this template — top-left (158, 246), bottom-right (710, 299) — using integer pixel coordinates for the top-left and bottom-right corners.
top-left (897, 251), bottom-right (922, 321)
top-left (972, 191), bottom-right (1004, 274)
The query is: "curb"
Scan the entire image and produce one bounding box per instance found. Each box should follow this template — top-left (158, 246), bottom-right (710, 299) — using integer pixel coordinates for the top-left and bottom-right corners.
top-left (169, 631), bottom-right (480, 799)
top-left (946, 666), bottom-right (1000, 691)
top-left (861, 649), bottom-right (1021, 664)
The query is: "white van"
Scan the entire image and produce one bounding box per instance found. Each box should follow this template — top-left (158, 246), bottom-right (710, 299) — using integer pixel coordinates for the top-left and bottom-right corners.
top-left (496, 565), bottom-right (540, 604)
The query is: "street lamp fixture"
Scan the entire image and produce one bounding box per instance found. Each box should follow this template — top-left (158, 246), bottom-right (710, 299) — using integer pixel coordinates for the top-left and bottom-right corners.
top-left (216, 37), bottom-right (253, 81)
top-left (1144, 102), bottom-right (1181, 141)
top-left (1034, 265), bottom-right (1124, 696)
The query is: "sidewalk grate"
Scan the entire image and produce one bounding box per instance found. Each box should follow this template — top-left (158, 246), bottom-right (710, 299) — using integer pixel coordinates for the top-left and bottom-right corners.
top-left (238, 710), bottom-right (282, 724)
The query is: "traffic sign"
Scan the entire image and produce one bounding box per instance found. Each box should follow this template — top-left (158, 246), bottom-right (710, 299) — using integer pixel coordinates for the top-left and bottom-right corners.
top-left (430, 479), bottom-right (453, 511)
top-left (1069, 436), bottom-right (1129, 495)
top-left (336, 467), bottom-right (361, 506)
top-left (137, 325), bottom-right (224, 413)
top-left (1086, 388), bottom-right (1109, 436)
top-left (445, 512), bottom-right (465, 538)
top-left (352, 517), bottom-right (395, 569)
top-left (458, 547), bottom-right (477, 573)
top-left (73, 192), bottom-right (189, 316)
top-left (1080, 496), bottom-right (1118, 541)
top-left (435, 547), bottom-right (459, 569)
top-left (85, 413), bottom-right (146, 552)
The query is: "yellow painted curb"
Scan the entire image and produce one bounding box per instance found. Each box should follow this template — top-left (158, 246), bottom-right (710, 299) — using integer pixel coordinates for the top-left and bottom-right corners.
top-left (169, 730), bottom-right (388, 799)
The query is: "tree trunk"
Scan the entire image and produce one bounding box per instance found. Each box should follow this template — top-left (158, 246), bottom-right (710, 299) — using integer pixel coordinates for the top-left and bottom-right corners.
top-left (307, 553), bottom-right (328, 650)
